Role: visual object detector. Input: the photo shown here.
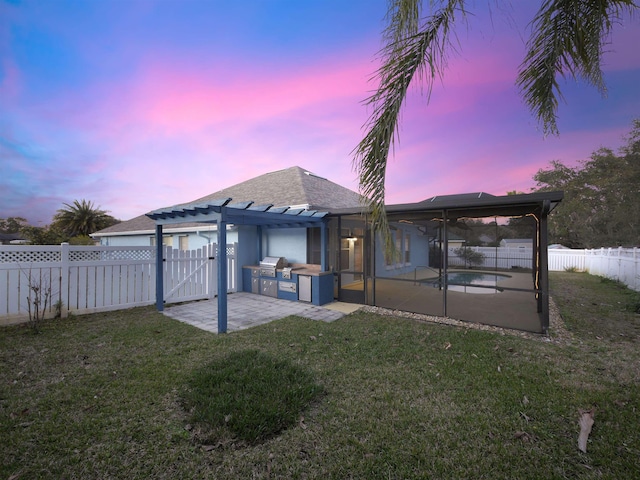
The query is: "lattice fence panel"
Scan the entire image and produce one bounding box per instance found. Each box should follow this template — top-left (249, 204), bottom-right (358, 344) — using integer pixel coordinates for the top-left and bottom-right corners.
top-left (0, 250), bottom-right (61, 263)
top-left (68, 248), bottom-right (154, 262)
top-left (100, 249), bottom-right (154, 261)
top-left (68, 251), bottom-right (101, 262)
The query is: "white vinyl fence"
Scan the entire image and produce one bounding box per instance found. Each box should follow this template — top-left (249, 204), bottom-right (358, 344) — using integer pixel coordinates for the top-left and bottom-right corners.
top-left (448, 246), bottom-right (534, 271)
top-left (582, 247), bottom-right (640, 292)
top-left (448, 246), bottom-right (640, 292)
top-left (0, 243), bottom-right (237, 325)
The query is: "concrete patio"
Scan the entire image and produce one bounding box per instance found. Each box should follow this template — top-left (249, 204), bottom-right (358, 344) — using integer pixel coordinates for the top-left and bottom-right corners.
top-left (162, 292), bottom-right (361, 333)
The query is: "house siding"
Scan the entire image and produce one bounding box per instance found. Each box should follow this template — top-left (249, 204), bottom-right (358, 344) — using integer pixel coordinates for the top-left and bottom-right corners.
top-left (263, 227), bottom-right (307, 264)
top-left (98, 230), bottom-right (239, 251)
top-left (374, 225), bottom-right (430, 279)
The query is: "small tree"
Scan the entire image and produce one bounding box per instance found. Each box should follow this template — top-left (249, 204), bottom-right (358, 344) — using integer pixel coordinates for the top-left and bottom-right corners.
top-left (0, 217), bottom-right (28, 233)
top-left (20, 224), bottom-right (68, 245)
top-left (23, 269), bottom-right (52, 333)
top-left (52, 199), bottom-right (119, 238)
top-left (453, 247), bottom-right (485, 269)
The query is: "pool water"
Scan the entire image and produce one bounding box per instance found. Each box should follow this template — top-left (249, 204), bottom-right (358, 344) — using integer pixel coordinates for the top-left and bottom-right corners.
top-left (427, 272), bottom-right (511, 294)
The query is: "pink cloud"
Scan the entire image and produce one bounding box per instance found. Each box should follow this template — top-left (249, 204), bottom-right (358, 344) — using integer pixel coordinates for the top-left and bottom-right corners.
top-left (117, 52), bottom-right (372, 133)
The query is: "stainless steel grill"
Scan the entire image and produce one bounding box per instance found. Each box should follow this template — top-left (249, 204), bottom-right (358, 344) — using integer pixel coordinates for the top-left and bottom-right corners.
top-left (259, 256), bottom-right (286, 277)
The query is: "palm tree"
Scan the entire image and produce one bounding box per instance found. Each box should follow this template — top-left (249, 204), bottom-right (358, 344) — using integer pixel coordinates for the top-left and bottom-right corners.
top-left (53, 199), bottom-right (118, 237)
top-left (354, 0), bottom-right (638, 252)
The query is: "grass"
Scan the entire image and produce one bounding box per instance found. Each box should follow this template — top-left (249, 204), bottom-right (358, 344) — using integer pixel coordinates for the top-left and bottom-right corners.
top-left (183, 349), bottom-right (324, 443)
top-left (1, 272), bottom-right (639, 479)
top-left (550, 271), bottom-right (640, 340)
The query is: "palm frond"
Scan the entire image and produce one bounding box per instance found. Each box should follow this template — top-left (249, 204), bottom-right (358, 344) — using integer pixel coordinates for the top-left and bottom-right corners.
top-left (517, 0), bottom-right (637, 136)
top-left (354, 0), bottom-right (465, 257)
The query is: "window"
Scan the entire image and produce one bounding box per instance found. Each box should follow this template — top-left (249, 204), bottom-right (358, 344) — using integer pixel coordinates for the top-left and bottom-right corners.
top-left (385, 229), bottom-right (411, 267)
top-left (404, 233), bottom-right (411, 264)
top-left (179, 236), bottom-right (189, 251)
top-left (307, 228), bottom-right (322, 265)
top-left (150, 235), bottom-right (174, 247)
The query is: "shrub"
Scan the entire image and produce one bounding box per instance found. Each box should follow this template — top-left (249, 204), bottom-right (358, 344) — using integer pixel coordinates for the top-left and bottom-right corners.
top-left (22, 269), bottom-right (52, 333)
top-left (453, 247), bottom-right (486, 267)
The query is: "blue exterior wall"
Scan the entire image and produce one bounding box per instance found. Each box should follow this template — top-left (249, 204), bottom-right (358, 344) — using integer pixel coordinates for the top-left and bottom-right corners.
top-left (374, 224), bottom-right (430, 279)
top-left (263, 227), bottom-right (307, 264)
top-left (97, 228), bottom-right (238, 250)
top-left (236, 225), bottom-right (259, 268)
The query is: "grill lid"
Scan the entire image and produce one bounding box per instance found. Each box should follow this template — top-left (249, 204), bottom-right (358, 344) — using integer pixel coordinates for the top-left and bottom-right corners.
top-left (260, 256), bottom-right (286, 268)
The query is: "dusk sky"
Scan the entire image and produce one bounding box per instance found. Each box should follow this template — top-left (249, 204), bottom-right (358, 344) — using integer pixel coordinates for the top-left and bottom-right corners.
top-left (1, 0), bottom-right (639, 225)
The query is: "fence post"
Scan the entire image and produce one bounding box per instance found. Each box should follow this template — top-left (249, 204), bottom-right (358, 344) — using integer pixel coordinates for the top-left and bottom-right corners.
top-left (635, 247), bottom-right (639, 292)
top-left (210, 243), bottom-right (218, 300)
top-left (154, 225), bottom-right (164, 311)
top-left (617, 246), bottom-right (623, 282)
top-left (60, 243), bottom-right (70, 317)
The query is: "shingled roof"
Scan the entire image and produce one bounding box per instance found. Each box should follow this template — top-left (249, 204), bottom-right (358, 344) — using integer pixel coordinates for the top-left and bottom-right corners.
top-left (93, 166), bottom-right (363, 236)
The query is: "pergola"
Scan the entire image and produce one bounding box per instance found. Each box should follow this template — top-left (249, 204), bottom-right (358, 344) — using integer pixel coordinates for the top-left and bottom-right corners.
top-left (146, 198), bottom-right (329, 333)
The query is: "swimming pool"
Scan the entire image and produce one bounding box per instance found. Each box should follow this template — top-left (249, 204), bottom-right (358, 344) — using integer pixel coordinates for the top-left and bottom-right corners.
top-left (426, 272), bottom-right (511, 294)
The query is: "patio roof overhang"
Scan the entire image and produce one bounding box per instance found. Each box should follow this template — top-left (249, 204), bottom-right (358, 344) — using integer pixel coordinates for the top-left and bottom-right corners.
top-left (329, 191), bottom-right (564, 220)
top-left (146, 198), bottom-right (330, 334)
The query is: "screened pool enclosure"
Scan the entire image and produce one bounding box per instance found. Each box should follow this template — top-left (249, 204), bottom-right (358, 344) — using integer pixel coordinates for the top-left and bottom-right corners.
top-left (327, 192), bottom-right (563, 334)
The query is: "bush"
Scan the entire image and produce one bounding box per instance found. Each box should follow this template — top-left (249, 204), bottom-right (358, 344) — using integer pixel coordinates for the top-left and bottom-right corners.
top-left (453, 247), bottom-right (486, 267)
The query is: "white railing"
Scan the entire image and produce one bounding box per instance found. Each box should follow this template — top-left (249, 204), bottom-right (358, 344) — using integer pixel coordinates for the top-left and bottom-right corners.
top-left (0, 243), bottom-right (237, 325)
top-left (448, 246), bottom-right (640, 292)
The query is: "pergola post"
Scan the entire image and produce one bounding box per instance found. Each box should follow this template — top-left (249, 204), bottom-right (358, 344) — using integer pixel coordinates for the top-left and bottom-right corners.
top-left (320, 221), bottom-right (328, 272)
top-left (155, 224), bottom-right (164, 312)
top-left (217, 209), bottom-right (228, 333)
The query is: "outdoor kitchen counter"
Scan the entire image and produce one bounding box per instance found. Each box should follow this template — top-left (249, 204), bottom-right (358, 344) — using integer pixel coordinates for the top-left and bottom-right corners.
top-left (241, 264), bottom-right (334, 305)
top-left (241, 264), bottom-right (332, 276)
top-left (287, 263), bottom-right (333, 276)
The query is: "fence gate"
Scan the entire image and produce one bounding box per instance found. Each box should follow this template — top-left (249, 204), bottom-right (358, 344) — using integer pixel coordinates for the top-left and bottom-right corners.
top-left (162, 243), bottom-right (237, 304)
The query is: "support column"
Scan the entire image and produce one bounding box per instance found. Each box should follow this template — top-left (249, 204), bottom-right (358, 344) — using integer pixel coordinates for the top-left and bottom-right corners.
top-left (155, 224), bottom-right (164, 311)
top-left (442, 211), bottom-right (448, 317)
top-left (257, 225), bottom-right (263, 261)
top-left (320, 221), bottom-right (328, 272)
top-left (218, 210), bottom-right (228, 333)
top-left (539, 200), bottom-right (551, 334)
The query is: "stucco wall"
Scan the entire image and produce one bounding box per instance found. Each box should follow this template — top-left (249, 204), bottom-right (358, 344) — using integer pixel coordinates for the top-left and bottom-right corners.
top-left (374, 225), bottom-right (430, 279)
top-left (263, 227), bottom-right (307, 264)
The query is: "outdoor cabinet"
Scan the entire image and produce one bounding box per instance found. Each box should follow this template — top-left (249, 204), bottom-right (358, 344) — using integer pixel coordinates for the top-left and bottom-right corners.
top-left (298, 275), bottom-right (312, 302)
top-left (260, 278), bottom-right (277, 297)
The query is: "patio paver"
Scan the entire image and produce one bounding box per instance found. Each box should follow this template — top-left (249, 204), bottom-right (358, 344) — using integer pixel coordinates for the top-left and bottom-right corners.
top-left (162, 292), bottom-right (355, 333)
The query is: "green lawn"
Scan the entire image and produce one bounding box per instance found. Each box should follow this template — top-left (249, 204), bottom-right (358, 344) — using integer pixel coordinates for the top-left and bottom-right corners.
top-left (1, 272), bottom-right (639, 479)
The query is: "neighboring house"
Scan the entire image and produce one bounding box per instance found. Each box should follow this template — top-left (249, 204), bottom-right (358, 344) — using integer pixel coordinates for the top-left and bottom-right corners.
top-left (0, 233), bottom-right (27, 245)
top-left (478, 234), bottom-right (495, 245)
top-left (500, 238), bottom-right (533, 249)
top-left (92, 166), bottom-right (363, 262)
top-left (548, 244), bottom-right (571, 249)
top-left (445, 233), bottom-right (466, 250)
